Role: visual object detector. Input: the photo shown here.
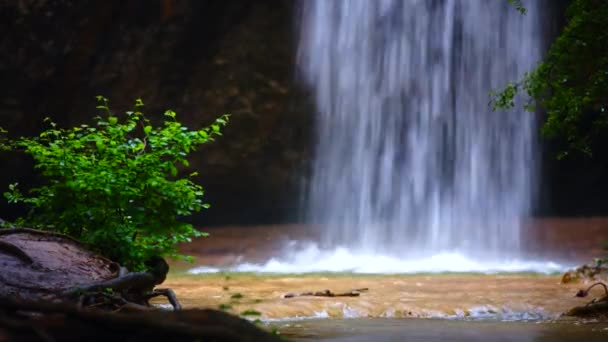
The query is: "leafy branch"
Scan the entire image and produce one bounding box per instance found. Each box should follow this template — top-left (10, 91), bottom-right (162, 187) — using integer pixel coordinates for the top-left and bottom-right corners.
top-left (2, 97), bottom-right (229, 270)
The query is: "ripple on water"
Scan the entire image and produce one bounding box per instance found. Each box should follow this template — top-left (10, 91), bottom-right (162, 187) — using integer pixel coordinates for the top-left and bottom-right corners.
top-left (256, 305), bottom-right (556, 323)
top-left (434, 306), bottom-right (556, 321)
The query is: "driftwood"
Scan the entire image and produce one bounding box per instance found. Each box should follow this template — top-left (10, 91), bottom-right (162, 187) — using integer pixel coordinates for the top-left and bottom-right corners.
top-left (0, 297), bottom-right (282, 341)
top-left (564, 282), bottom-right (608, 318)
top-left (284, 288), bottom-right (369, 298)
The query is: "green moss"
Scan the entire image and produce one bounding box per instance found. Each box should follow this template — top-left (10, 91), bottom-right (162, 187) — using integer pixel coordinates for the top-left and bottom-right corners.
top-left (240, 309), bottom-right (262, 316)
top-left (218, 303), bottom-right (232, 311)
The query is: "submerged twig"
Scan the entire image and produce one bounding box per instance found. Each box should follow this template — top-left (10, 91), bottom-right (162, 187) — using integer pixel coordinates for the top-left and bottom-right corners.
top-left (284, 288), bottom-right (369, 298)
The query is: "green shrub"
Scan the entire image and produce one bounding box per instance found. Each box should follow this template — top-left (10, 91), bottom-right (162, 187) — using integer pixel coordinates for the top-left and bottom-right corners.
top-left (493, 0), bottom-right (608, 158)
top-left (3, 96), bottom-right (229, 271)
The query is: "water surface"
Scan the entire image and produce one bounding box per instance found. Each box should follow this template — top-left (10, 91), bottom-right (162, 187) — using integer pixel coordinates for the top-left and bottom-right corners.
top-left (278, 318), bottom-right (608, 341)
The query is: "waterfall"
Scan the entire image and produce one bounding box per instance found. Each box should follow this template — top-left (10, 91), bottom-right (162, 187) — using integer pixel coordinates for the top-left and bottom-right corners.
top-left (299, 0), bottom-right (545, 259)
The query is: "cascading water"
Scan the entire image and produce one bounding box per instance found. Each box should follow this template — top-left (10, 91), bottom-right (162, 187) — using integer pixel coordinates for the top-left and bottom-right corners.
top-left (299, 0), bottom-right (544, 260)
top-left (190, 0), bottom-right (568, 274)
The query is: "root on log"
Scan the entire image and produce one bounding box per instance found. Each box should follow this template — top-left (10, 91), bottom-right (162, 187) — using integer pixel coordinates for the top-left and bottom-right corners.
top-left (564, 282), bottom-right (608, 318)
top-left (64, 272), bottom-right (157, 296)
top-left (61, 256), bottom-right (180, 311)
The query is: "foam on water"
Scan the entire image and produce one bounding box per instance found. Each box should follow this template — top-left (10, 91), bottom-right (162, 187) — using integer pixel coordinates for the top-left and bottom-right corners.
top-left (438, 306), bottom-right (555, 321)
top-left (188, 243), bottom-right (567, 274)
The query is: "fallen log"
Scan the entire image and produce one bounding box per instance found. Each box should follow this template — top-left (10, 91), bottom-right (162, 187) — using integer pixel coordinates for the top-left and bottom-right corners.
top-left (0, 228), bottom-right (281, 340)
top-left (0, 228), bottom-right (179, 311)
top-left (0, 297), bottom-right (282, 341)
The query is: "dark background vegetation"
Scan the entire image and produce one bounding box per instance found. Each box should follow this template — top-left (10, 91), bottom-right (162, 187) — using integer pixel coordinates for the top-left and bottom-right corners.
top-left (0, 0), bottom-right (605, 226)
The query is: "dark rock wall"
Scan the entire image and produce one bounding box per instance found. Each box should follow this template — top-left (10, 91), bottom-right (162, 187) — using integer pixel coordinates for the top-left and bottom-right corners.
top-left (0, 0), bottom-right (312, 225)
top-left (0, 0), bottom-right (605, 225)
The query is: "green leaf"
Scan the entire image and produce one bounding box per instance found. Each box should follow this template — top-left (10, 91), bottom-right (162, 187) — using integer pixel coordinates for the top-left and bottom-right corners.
top-left (143, 125), bottom-right (152, 135)
top-left (95, 139), bottom-right (104, 150)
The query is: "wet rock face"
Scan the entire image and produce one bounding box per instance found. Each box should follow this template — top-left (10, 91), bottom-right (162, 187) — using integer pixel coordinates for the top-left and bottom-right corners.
top-left (0, 0), bottom-right (312, 225)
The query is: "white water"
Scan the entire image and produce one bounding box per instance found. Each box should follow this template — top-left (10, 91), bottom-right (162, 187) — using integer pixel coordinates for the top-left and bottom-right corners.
top-left (190, 243), bottom-right (567, 274)
top-left (298, 0), bottom-right (546, 261)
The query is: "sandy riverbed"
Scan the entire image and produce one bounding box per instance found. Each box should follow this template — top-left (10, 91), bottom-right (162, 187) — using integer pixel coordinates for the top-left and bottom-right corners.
top-left (161, 273), bottom-right (601, 320)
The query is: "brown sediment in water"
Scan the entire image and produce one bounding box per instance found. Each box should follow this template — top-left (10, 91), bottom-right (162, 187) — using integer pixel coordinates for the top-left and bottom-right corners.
top-left (164, 218), bottom-right (608, 320)
top-left (161, 274), bottom-right (605, 320)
